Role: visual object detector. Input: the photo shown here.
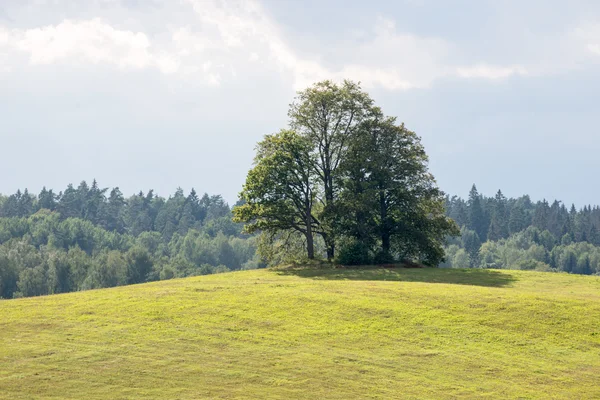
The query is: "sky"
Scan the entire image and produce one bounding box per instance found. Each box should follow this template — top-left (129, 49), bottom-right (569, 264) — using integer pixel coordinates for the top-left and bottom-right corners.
top-left (1, 0), bottom-right (600, 206)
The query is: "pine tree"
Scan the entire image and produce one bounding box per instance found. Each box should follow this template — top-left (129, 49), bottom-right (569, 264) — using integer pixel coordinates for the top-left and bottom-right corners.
top-left (18, 189), bottom-right (34, 217)
top-left (488, 190), bottom-right (508, 241)
top-left (102, 188), bottom-right (126, 233)
top-left (508, 203), bottom-right (528, 234)
top-left (468, 185), bottom-right (487, 241)
top-left (38, 187), bottom-right (57, 211)
top-left (533, 199), bottom-right (550, 231)
top-left (58, 184), bottom-right (82, 219)
top-left (86, 179), bottom-right (107, 224)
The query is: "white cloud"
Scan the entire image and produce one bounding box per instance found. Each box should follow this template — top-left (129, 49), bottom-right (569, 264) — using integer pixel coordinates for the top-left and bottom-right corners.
top-left (574, 22), bottom-right (600, 55)
top-left (180, 4), bottom-right (527, 90)
top-left (0, 0), bottom-right (550, 90)
top-left (0, 18), bottom-right (177, 73)
top-left (184, 0), bottom-right (324, 88)
top-left (456, 64), bottom-right (528, 80)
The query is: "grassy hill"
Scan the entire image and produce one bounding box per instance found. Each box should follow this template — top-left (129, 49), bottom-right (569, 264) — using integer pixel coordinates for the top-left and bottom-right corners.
top-left (1, 267), bottom-right (599, 399)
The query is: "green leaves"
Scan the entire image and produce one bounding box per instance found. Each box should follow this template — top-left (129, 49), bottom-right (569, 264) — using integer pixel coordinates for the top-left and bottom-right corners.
top-left (237, 80), bottom-right (457, 265)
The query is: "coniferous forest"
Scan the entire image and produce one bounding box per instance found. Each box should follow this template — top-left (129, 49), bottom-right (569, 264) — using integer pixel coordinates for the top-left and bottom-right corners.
top-left (443, 185), bottom-right (600, 274)
top-left (3, 180), bottom-right (600, 299)
top-left (0, 181), bottom-right (262, 299)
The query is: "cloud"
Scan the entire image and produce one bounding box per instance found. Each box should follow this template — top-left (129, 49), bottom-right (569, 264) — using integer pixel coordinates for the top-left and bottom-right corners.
top-left (575, 22), bottom-right (600, 55)
top-left (0, 18), bottom-right (179, 73)
top-left (180, 3), bottom-right (524, 90)
top-left (183, 0), bottom-right (326, 88)
top-left (456, 64), bottom-right (528, 80)
top-left (0, 0), bottom-right (554, 90)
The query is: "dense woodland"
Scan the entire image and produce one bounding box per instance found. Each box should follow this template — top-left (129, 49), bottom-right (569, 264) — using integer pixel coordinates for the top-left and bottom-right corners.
top-left (443, 185), bottom-right (600, 274)
top-left (0, 181), bottom-right (262, 299)
top-left (2, 181), bottom-right (600, 299)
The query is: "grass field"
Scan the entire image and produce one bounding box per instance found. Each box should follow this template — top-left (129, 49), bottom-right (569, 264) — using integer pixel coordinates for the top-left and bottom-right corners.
top-left (1, 267), bottom-right (599, 399)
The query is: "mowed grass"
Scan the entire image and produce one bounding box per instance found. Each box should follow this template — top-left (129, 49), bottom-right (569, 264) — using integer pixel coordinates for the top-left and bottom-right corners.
top-left (1, 268), bottom-right (600, 399)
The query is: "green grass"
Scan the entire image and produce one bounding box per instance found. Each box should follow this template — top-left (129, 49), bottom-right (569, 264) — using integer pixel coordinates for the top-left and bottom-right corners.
top-left (1, 267), bottom-right (600, 399)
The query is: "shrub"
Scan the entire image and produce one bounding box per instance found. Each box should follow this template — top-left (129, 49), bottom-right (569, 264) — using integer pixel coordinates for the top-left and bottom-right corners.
top-left (336, 239), bottom-right (372, 266)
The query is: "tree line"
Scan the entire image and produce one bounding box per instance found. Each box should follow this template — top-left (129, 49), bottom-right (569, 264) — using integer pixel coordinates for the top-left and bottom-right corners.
top-left (0, 180), bottom-right (239, 238)
top-left (0, 181), bottom-right (263, 299)
top-left (443, 185), bottom-right (600, 274)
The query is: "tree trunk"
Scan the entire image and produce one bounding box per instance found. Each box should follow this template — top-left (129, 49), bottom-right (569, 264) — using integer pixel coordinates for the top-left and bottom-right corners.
top-left (305, 219), bottom-right (315, 259)
top-left (326, 243), bottom-right (335, 261)
top-left (321, 233), bottom-right (335, 261)
top-left (306, 235), bottom-right (315, 259)
top-left (379, 190), bottom-right (390, 254)
top-left (381, 232), bottom-right (391, 254)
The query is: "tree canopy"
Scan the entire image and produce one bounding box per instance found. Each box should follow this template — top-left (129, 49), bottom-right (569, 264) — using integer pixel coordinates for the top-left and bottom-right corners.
top-left (234, 80), bottom-right (458, 265)
top-left (0, 182), bottom-right (263, 299)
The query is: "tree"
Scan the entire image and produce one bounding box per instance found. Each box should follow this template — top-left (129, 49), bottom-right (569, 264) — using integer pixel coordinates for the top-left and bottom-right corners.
top-left (237, 80), bottom-right (456, 265)
top-left (38, 187), bottom-right (57, 211)
top-left (533, 199), bottom-right (550, 231)
top-left (87, 251), bottom-right (126, 288)
top-left (47, 251), bottom-right (73, 294)
top-left (0, 191), bottom-right (20, 217)
top-left (508, 202), bottom-right (528, 234)
top-left (125, 191), bottom-right (155, 236)
top-left (340, 115), bottom-right (457, 264)
top-left (57, 184), bottom-right (82, 219)
top-left (0, 252), bottom-right (19, 298)
top-left (101, 187), bottom-right (126, 233)
top-left (17, 265), bottom-right (48, 297)
top-left (452, 249), bottom-right (471, 268)
top-left (126, 246), bottom-right (153, 284)
top-left (488, 190), bottom-right (508, 241)
top-left (183, 188), bottom-right (203, 229)
top-left (461, 228), bottom-right (481, 267)
top-left (468, 185), bottom-right (487, 241)
top-left (234, 130), bottom-right (320, 259)
top-left (85, 179), bottom-right (107, 224)
top-left (18, 189), bottom-right (34, 217)
top-left (288, 80), bottom-right (374, 260)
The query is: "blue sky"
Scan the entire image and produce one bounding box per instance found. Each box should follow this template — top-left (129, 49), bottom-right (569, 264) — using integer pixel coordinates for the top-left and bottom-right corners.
top-left (1, 0), bottom-right (600, 206)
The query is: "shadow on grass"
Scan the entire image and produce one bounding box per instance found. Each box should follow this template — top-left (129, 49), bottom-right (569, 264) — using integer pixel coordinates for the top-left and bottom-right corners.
top-left (275, 266), bottom-right (517, 288)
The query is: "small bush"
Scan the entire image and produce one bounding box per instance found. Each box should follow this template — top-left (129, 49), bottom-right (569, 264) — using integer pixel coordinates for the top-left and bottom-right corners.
top-left (336, 239), bottom-right (372, 266)
top-left (373, 250), bottom-right (395, 265)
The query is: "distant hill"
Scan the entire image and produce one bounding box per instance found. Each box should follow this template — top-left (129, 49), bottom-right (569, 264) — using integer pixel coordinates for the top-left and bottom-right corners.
top-left (1, 267), bottom-right (599, 399)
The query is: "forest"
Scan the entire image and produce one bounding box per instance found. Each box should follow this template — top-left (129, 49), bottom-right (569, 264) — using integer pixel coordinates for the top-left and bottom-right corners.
top-left (0, 181), bottom-right (262, 299)
top-left (443, 185), bottom-right (600, 274)
top-left (2, 180), bottom-right (600, 299)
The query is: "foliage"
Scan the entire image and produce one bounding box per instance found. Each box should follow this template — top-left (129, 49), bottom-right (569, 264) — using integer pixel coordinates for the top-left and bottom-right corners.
top-left (445, 189), bottom-right (600, 275)
top-left (236, 80), bottom-right (457, 265)
top-left (0, 184), bottom-right (261, 299)
top-left (335, 238), bottom-right (372, 265)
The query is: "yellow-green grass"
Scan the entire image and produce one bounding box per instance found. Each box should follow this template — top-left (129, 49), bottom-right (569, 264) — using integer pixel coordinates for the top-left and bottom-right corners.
top-left (1, 267), bottom-right (600, 399)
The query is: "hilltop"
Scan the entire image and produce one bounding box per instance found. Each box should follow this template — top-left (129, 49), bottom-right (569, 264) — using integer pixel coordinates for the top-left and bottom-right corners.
top-left (1, 267), bottom-right (599, 399)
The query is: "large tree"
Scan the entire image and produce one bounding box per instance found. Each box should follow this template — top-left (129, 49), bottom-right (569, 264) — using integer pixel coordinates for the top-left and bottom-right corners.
top-left (339, 115), bottom-right (457, 264)
top-left (234, 130), bottom-right (321, 259)
top-left (288, 80), bottom-right (374, 260)
top-left (236, 80), bottom-right (457, 265)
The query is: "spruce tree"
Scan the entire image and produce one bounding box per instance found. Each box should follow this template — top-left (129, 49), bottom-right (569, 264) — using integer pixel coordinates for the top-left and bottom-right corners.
top-left (488, 190), bottom-right (508, 241)
top-left (468, 185), bottom-right (487, 241)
